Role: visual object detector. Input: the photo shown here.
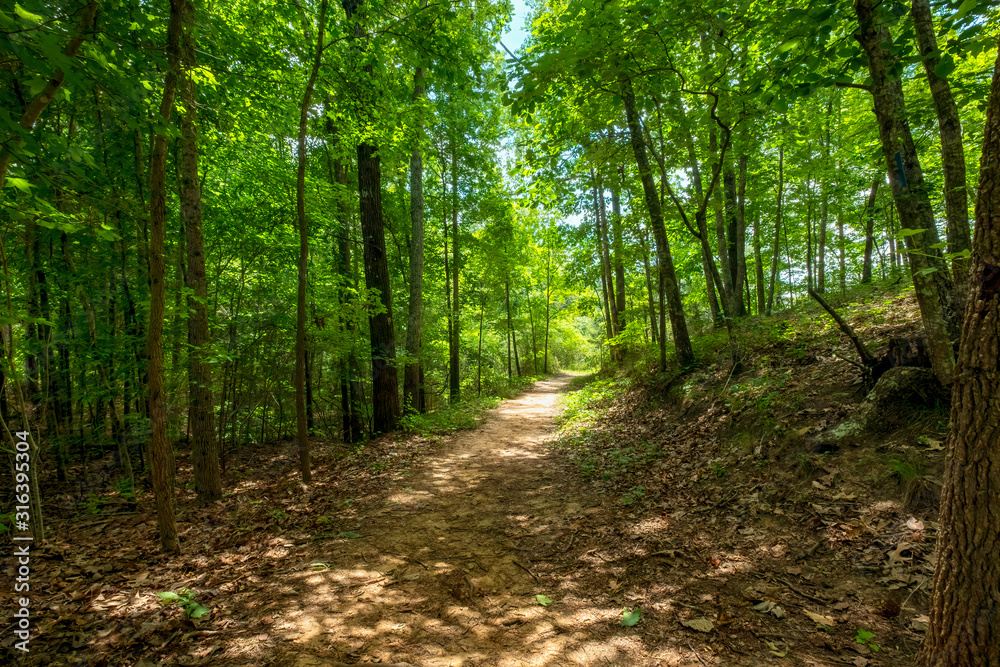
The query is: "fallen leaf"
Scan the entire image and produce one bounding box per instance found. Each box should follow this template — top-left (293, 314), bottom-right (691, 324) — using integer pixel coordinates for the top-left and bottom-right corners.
top-left (906, 517), bottom-right (925, 531)
top-left (681, 617), bottom-right (714, 633)
top-left (535, 594), bottom-right (552, 607)
top-left (621, 608), bottom-right (641, 627)
top-left (909, 615), bottom-right (929, 632)
top-left (766, 640), bottom-right (788, 657)
top-left (804, 610), bottom-right (837, 627)
top-left (752, 600), bottom-right (786, 619)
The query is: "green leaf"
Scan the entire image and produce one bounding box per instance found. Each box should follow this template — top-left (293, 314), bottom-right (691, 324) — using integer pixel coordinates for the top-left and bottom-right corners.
top-left (337, 530), bottom-right (362, 539)
top-left (954, 0), bottom-right (977, 20)
top-left (898, 227), bottom-right (927, 237)
top-left (157, 592), bottom-right (181, 602)
top-left (14, 3), bottom-right (42, 23)
top-left (535, 594), bottom-right (553, 606)
top-left (934, 54), bottom-right (956, 79)
top-left (6, 177), bottom-right (31, 192)
top-left (185, 601), bottom-right (210, 618)
top-left (621, 607), bottom-right (641, 626)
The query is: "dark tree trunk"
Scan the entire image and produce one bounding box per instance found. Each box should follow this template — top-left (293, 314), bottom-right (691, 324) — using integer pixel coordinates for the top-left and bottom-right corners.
top-left (147, 1), bottom-right (181, 553)
top-left (403, 66), bottom-right (425, 416)
top-left (855, 0), bottom-right (958, 385)
top-left (621, 78), bottom-right (693, 369)
top-left (766, 144), bottom-right (784, 315)
top-left (450, 141), bottom-right (460, 403)
top-left (178, 0), bottom-right (223, 499)
top-left (862, 175), bottom-right (879, 284)
top-left (344, 0), bottom-right (399, 432)
top-left (910, 0), bottom-right (971, 289)
top-left (920, 41), bottom-right (1000, 665)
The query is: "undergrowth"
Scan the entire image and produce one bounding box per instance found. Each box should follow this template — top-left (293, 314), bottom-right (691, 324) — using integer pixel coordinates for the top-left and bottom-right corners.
top-left (401, 375), bottom-right (542, 436)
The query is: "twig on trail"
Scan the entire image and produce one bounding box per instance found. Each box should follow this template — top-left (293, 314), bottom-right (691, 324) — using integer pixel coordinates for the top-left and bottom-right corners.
top-left (563, 531), bottom-right (578, 553)
top-left (585, 548), bottom-right (612, 562)
top-left (901, 576), bottom-right (928, 611)
top-left (513, 559), bottom-right (539, 582)
top-left (688, 642), bottom-right (710, 667)
top-left (772, 576), bottom-right (828, 605)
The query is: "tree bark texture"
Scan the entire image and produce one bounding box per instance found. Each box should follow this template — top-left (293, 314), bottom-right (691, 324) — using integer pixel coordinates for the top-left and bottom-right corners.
top-left (910, 0), bottom-right (972, 286)
top-left (862, 175), bottom-right (879, 284)
top-left (767, 144), bottom-right (784, 315)
top-left (403, 66), bottom-right (425, 416)
top-left (622, 78), bottom-right (693, 369)
top-left (178, 0), bottom-right (223, 499)
top-left (920, 41), bottom-right (1000, 666)
top-left (147, 1), bottom-right (181, 554)
top-left (855, 0), bottom-right (958, 385)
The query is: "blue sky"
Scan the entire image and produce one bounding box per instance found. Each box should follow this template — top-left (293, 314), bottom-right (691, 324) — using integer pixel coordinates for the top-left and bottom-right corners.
top-left (499, 0), bottom-right (531, 53)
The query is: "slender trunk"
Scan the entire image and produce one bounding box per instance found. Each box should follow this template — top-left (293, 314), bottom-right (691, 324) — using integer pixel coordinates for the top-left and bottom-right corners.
top-left (449, 140), bottom-right (460, 403)
top-left (611, 187), bottom-right (626, 331)
top-left (910, 0), bottom-right (971, 288)
top-left (734, 153), bottom-right (748, 316)
top-left (526, 287), bottom-right (538, 374)
top-left (855, 0), bottom-right (958, 385)
top-left (177, 0), bottom-right (223, 499)
top-left (544, 247), bottom-right (551, 373)
top-left (595, 174), bottom-right (617, 342)
top-left (838, 208), bottom-right (847, 295)
top-left (818, 100), bottom-right (832, 292)
top-left (766, 144), bottom-right (785, 315)
top-left (920, 43), bottom-right (1000, 665)
top-left (862, 175), bottom-right (879, 284)
top-left (641, 233), bottom-right (658, 344)
top-left (403, 66), bottom-right (425, 416)
top-left (345, 0), bottom-right (399, 431)
top-left (753, 213), bottom-right (766, 313)
top-left (477, 293), bottom-right (484, 395)
top-left (147, 2), bottom-right (181, 553)
top-left (621, 78), bottom-right (693, 368)
top-left (683, 119), bottom-right (723, 327)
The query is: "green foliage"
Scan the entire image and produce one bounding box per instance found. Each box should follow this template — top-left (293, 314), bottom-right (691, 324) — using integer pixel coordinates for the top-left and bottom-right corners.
top-left (535, 594), bottom-right (553, 606)
top-left (855, 628), bottom-right (880, 652)
top-left (621, 607), bottom-right (642, 627)
top-left (157, 589), bottom-right (209, 619)
top-left (620, 485), bottom-right (646, 506)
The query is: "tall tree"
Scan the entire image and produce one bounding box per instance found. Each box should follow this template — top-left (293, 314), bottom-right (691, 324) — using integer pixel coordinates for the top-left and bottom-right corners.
top-left (147, 0), bottom-right (182, 554)
top-left (854, 0), bottom-right (958, 385)
top-left (910, 0), bottom-right (972, 288)
top-left (343, 0), bottom-right (399, 431)
top-left (920, 40), bottom-right (1000, 666)
top-left (403, 65), bottom-right (426, 415)
top-left (293, 0), bottom-right (328, 482)
top-left (622, 78), bottom-right (694, 369)
top-left (176, 0), bottom-right (222, 501)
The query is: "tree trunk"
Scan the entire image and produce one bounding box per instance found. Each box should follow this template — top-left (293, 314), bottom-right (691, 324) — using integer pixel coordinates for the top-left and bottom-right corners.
top-left (766, 144), bottom-right (784, 315)
top-left (910, 0), bottom-right (971, 288)
top-left (449, 140), bottom-right (460, 403)
top-left (839, 208), bottom-right (847, 295)
top-left (621, 78), bottom-right (693, 369)
top-left (734, 153), bottom-right (748, 316)
top-left (403, 66), bottom-right (425, 416)
top-left (855, 0), bottom-right (958, 385)
top-left (611, 187), bottom-right (626, 332)
top-left (345, 0), bottom-right (399, 432)
top-left (920, 42), bottom-right (1000, 665)
top-left (147, 1), bottom-right (181, 553)
top-left (177, 0), bottom-right (223, 499)
top-left (641, 233), bottom-right (658, 344)
top-left (753, 213), bottom-right (766, 313)
top-left (862, 175), bottom-right (879, 284)
top-left (544, 247), bottom-right (551, 374)
top-left (526, 287), bottom-right (538, 374)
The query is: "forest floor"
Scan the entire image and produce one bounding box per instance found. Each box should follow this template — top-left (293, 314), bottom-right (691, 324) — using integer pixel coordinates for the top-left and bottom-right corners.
top-left (11, 286), bottom-right (941, 667)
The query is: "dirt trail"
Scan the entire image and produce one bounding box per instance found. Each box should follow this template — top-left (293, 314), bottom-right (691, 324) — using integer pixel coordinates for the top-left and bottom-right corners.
top-left (265, 374), bottom-right (671, 667)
